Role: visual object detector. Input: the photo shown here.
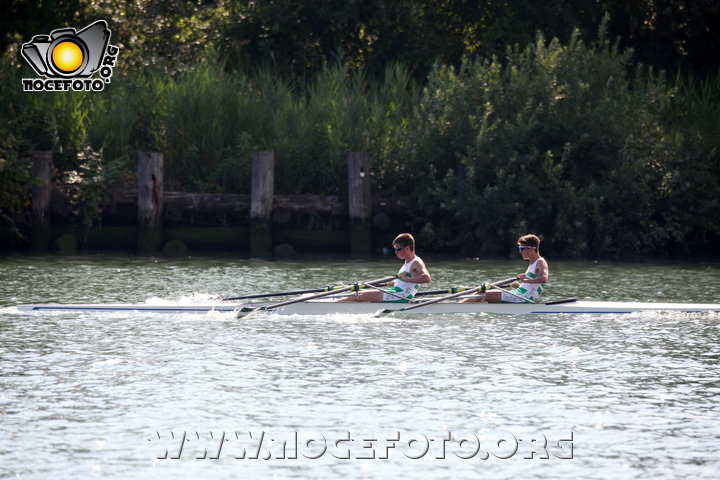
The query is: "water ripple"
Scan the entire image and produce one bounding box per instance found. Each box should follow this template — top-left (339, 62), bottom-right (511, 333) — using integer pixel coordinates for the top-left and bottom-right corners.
top-left (2, 255), bottom-right (720, 479)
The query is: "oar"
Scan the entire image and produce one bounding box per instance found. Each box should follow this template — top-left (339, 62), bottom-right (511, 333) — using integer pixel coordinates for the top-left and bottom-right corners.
top-left (374, 276), bottom-right (518, 317)
top-left (236, 275), bottom-right (397, 318)
top-left (362, 283), bottom-right (409, 301)
top-left (416, 287), bottom-right (471, 296)
top-left (222, 285), bottom-right (348, 301)
top-left (416, 279), bottom-right (517, 297)
top-left (488, 283), bottom-right (539, 303)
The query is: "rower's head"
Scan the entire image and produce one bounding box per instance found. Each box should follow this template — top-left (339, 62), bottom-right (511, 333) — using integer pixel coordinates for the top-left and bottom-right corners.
top-left (393, 233), bottom-right (415, 255)
top-left (517, 234), bottom-right (540, 258)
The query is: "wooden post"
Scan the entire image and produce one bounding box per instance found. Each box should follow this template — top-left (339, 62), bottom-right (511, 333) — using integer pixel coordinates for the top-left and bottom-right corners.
top-left (30, 151), bottom-right (53, 250)
top-left (348, 152), bottom-right (372, 255)
top-left (250, 151), bottom-right (274, 256)
top-left (137, 152), bottom-right (163, 253)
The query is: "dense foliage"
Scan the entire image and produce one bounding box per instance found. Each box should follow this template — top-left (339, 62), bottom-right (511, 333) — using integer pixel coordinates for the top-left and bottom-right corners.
top-left (4, 0), bottom-right (717, 79)
top-left (1, 2), bottom-right (718, 257)
top-left (377, 27), bottom-right (720, 257)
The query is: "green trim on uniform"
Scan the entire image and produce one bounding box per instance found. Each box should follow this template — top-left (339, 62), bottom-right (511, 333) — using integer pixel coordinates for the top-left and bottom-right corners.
top-left (383, 286), bottom-right (414, 303)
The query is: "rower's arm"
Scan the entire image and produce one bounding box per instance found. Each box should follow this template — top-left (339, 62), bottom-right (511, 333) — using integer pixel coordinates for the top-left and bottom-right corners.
top-left (522, 259), bottom-right (548, 284)
top-left (400, 261), bottom-right (432, 284)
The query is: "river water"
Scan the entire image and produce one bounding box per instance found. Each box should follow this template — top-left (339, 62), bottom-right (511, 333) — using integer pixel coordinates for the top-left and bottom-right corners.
top-left (1, 253), bottom-right (719, 479)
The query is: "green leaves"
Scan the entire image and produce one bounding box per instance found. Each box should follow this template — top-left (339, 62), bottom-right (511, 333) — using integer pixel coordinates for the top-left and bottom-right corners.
top-left (398, 26), bottom-right (717, 257)
top-left (1, 8), bottom-right (718, 256)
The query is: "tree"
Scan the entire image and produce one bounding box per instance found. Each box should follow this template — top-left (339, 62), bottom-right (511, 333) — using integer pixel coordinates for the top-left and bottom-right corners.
top-left (0, 0), bottom-right (84, 60)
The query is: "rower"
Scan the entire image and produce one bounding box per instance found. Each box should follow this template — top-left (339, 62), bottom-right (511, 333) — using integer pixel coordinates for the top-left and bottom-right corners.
top-left (461, 234), bottom-right (549, 303)
top-left (336, 233), bottom-right (432, 302)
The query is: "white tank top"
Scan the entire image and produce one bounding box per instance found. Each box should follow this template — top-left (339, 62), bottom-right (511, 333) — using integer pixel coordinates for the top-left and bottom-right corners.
top-left (517, 258), bottom-right (545, 300)
top-left (394, 257), bottom-right (421, 294)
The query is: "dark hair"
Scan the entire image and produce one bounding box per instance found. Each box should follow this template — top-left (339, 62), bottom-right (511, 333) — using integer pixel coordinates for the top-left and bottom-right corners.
top-left (518, 234), bottom-right (540, 248)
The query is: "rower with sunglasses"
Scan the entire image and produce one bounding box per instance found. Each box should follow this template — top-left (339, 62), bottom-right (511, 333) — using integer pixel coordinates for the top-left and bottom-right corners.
top-left (337, 233), bottom-right (432, 302)
top-left (462, 234), bottom-right (549, 303)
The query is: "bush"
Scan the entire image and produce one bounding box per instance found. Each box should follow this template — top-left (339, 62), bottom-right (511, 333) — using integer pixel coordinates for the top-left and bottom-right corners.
top-left (1, 28), bottom-right (718, 257)
top-left (395, 26), bottom-right (695, 257)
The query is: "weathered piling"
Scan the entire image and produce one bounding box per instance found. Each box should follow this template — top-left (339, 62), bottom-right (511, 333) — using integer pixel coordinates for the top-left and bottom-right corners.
top-left (347, 152), bottom-right (372, 255)
top-left (250, 151), bottom-right (275, 256)
top-left (137, 152), bottom-right (164, 253)
top-left (30, 151), bottom-right (53, 250)
top-left (5, 149), bottom-right (396, 255)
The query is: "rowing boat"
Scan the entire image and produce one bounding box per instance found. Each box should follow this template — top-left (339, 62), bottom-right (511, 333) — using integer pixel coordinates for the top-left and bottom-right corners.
top-left (15, 299), bottom-right (720, 315)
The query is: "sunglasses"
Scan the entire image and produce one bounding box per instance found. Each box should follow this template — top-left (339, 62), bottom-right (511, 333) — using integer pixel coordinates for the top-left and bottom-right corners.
top-left (394, 246), bottom-right (408, 252)
top-left (518, 245), bottom-right (535, 251)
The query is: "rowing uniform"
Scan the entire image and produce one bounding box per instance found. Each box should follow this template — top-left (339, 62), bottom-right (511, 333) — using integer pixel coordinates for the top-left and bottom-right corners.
top-left (383, 257), bottom-right (422, 302)
top-left (502, 258), bottom-right (546, 303)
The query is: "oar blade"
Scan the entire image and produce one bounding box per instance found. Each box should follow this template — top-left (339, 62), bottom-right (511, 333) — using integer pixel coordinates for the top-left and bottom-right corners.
top-left (236, 306), bottom-right (266, 319)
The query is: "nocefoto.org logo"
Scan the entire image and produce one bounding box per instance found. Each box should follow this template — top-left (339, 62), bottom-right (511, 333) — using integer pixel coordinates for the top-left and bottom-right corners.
top-left (21, 20), bottom-right (119, 92)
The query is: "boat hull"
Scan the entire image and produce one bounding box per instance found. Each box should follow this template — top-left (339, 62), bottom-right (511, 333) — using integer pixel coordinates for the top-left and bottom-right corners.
top-left (15, 300), bottom-right (720, 315)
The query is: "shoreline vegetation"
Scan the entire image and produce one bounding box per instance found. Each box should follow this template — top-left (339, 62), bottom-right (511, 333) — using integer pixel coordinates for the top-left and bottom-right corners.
top-left (2, 15), bottom-right (718, 258)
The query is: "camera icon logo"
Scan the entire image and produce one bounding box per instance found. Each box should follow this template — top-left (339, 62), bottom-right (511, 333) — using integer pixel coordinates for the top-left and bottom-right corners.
top-left (21, 20), bottom-right (120, 92)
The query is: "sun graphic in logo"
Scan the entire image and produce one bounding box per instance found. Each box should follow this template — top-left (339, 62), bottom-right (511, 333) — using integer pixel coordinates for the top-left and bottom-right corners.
top-left (51, 41), bottom-right (84, 73)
